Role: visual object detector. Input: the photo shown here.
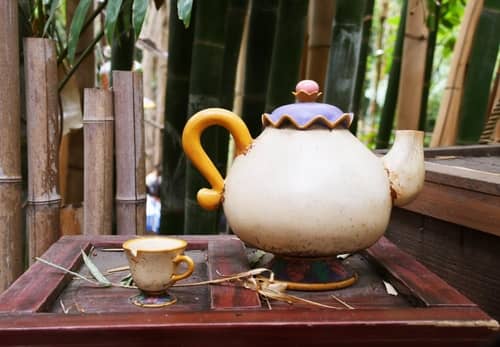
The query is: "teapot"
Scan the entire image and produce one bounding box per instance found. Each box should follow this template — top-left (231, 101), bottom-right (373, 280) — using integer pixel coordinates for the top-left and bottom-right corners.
top-left (182, 80), bottom-right (424, 258)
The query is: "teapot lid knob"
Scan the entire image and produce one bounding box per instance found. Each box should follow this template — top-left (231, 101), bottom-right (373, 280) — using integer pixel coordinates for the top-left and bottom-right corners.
top-left (293, 80), bottom-right (322, 102)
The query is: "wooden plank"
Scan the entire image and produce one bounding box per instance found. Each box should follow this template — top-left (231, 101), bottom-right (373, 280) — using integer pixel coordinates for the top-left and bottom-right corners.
top-left (0, 308), bottom-right (496, 347)
top-left (207, 239), bottom-right (261, 310)
top-left (113, 71), bottom-right (146, 235)
top-left (364, 237), bottom-right (475, 307)
top-left (0, 0), bottom-right (24, 291)
top-left (0, 237), bottom-right (91, 313)
top-left (387, 208), bottom-right (500, 320)
top-left (24, 38), bottom-right (61, 264)
top-left (83, 89), bottom-right (114, 235)
top-left (402, 181), bottom-right (500, 236)
top-left (423, 144), bottom-right (500, 158)
top-left (424, 161), bottom-right (500, 195)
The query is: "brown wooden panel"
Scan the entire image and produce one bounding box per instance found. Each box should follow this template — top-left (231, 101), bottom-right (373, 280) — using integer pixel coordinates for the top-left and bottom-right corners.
top-left (0, 308), bottom-right (496, 347)
top-left (364, 237), bottom-right (474, 307)
top-left (208, 239), bottom-right (261, 310)
top-left (387, 208), bottom-right (500, 320)
top-left (402, 181), bottom-right (500, 236)
top-left (0, 237), bottom-right (90, 313)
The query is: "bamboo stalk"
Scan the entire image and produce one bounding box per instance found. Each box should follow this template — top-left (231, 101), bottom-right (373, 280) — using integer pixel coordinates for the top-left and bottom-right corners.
top-left (185, 0), bottom-right (229, 235)
top-left (367, 0), bottom-right (388, 123)
top-left (113, 71), bottom-right (146, 235)
top-left (24, 38), bottom-right (61, 264)
top-left (324, 0), bottom-right (368, 113)
top-left (376, 0), bottom-right (407, 149)
top-left (83, 89), bottom-right (114, 235)
top-left (351, 0), bottom-right (374, 135)
top-left (160, 0), bottom-right (195, 234)
top-left (217, 0), bottom-right (248, 183)
top-left (395, 0), bottom-right (429, 130)
top-left (0, 0), bottom-right (24, 291)
top-left (306, 0), bottom-right (335, 92)
top-left (457, 0), bottom-right (500, 145)
top-left (265, 0), bottom-right (309, 112)
top-left (241, 0), bottom-right (279, 137)
top-left (418, 0), bottom-right (441, 132)
top-left (430, 0), bottom-right (484, 147)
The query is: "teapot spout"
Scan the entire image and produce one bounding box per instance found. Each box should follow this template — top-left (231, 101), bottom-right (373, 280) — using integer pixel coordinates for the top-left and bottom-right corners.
top-left (382, 130), bottom-right (425, 207)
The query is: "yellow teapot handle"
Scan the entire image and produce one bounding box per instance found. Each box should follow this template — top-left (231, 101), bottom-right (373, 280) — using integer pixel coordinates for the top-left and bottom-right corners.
top-left (182, 108), bottom-right (253, 210)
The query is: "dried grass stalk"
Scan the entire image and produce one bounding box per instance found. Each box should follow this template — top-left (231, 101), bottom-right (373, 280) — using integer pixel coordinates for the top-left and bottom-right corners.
top-left (113, 71), bottom-right (146, 235)
top-left (0, 0), bottom-right (24, 291)
top-left (83, 89), bottom-right (114, 235)
top-left (24, 38), bottom-right (61, 263)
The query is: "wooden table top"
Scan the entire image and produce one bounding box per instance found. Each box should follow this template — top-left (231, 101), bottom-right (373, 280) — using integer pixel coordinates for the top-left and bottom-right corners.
top-left (0, 234), bottom-right (497, 346)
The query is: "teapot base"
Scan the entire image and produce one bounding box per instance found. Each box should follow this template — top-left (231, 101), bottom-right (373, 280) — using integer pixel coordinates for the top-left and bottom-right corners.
top-left (265, 255), bottom-right (357, 291)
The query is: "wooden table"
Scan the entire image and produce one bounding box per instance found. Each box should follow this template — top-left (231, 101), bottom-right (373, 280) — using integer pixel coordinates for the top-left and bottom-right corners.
top-left (0, 235), bottom-right (498, 346)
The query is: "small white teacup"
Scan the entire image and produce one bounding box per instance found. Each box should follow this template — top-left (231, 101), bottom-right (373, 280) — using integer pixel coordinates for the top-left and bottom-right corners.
top-left (122, 236), bottom-right (194, 296)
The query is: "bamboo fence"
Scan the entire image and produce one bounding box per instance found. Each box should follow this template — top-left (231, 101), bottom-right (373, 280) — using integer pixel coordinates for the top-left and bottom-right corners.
top-left (0, 0), bottom-right (24, 291)
top-left (24, 38), bottom-right (61, 264)
top-left (83, 89), bottom-right (114, 235)
top-left (430, 0), bottom-right (484, 147)
top-left (113, 71), bottom-right (146, 235)
top-left (396, 0), bottom-right (429, 130)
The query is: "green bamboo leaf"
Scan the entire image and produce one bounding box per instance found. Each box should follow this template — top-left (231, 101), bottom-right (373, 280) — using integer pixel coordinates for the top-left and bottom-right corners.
top-left (133, 0), bottom-right (148, 39)
top-left (80, 249), bottom-right (112, 287)
top-left (43, 0), bottom-right (60, 37)
top-left (67, 0), bottom-right (92, 64)
top-left (105, 0), bottom-right (124, 45)
top-left (177, 0), bottom-right (193, 28)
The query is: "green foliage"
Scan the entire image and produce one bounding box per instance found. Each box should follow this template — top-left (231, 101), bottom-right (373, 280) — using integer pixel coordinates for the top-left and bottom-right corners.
top-left (67, 0), bottom-right (92, 64)
top-left (132, 0), bottom-right (148, 40)
top-left (105, 0), bottom-right (124, 45)
top-left (42, 0), bottom-right (60, 37)
top-left (177, 0), bottom-right (194, 28)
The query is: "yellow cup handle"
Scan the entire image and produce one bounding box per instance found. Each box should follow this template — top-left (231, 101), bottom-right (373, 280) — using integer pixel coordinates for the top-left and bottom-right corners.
top-left (171, 254), bottom-right (195, 283)
top-left (182, 108), bottom-right (253, 210)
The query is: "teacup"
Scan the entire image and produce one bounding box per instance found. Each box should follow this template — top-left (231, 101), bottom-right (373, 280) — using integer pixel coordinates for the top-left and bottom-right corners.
top-left (122, 236), bottom-right (194, 306)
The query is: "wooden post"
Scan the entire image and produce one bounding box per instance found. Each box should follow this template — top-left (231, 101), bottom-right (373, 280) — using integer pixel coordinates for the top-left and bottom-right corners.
top-left (0, 0), bottom-right (24, 291)
top-left (24, 38), bottom-right (61, 264)
top-left (83, 89), bottom-right (114, 235)
top-left (113, 71), bottom-right (146, 235)
top-left (396, 0), bottom-right (429, 130)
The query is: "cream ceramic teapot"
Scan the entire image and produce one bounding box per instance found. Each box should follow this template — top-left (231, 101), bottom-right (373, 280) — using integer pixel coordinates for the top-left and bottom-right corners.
top-left (182, 80), bottom-right (424, 258)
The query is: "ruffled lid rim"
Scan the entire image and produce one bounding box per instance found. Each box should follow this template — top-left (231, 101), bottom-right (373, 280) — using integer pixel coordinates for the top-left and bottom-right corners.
top-left (262, 112), bottom-right (353, 130)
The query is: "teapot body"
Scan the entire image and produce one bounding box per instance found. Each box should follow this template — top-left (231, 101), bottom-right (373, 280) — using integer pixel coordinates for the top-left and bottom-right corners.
top-left (224, 126), bottom-right (392, 257)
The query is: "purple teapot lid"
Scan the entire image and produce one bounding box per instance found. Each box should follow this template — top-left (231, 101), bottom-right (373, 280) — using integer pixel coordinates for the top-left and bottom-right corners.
top-left (261, 80), bottom-right (353, 129)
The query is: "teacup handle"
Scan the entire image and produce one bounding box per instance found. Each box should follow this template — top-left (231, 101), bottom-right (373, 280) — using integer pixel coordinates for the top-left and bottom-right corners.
top-left (182, 108), bottom-right (253, 211)
top-left (171, 254), bottom-right (195, 282)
